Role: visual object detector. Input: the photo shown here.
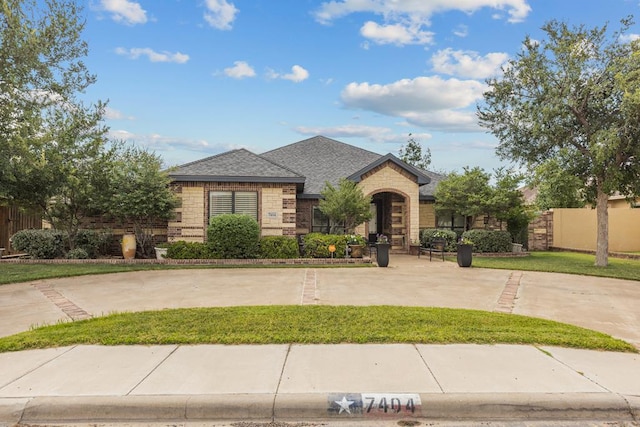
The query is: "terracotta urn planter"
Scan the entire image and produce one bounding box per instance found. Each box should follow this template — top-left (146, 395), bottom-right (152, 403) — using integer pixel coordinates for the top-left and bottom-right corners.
top-left (121, 234), bottom-right (136, 259)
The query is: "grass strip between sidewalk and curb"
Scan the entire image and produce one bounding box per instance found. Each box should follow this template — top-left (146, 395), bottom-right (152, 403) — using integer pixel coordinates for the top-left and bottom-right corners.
top-left (0, 305), bottom-right (634, 353)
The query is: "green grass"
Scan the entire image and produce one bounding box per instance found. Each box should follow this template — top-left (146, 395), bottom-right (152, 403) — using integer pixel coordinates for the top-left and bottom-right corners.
top-left (0, 262), bottom-right (370, 285)
top-left (0, 305), bottom-right (634, 353)
top-left (472, 251), bottom-right (640, 281)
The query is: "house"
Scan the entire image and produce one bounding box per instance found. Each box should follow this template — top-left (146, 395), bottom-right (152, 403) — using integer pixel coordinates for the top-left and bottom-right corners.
top-left (168, 135), bottom-right (443, 251)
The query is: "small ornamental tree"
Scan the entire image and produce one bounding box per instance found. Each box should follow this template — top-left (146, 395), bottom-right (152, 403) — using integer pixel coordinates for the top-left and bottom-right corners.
top-left (106, 145), bottom-right (178, 257)
top-left (319, 178), bottom-right (372, 234)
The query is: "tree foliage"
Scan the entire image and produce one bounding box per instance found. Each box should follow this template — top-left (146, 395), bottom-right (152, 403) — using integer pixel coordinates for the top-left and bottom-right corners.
top-left (105, 146), bottom-right (179, 258)
top-left (0, 0), bottom-right (106, 207)
top-left (478, 17), bottom-right (640, 266)
top-left (530, 157), bottom-right (586, 210)
top-left (398, 134), bottom-right (431, 170)
top-left (319, 178), bottom-right (372, 234)
top-left (434, 167), bottom-right (529, 241)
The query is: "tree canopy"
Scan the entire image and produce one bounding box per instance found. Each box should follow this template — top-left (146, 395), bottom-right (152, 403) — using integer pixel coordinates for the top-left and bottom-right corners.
top-left (398, 134), bottom-right (431, 171)
top-left (319, 178), bottom-right (372, 234)
top-left (434, 167), bottom-right (528, 241)
top-left (0, 0), bottom-right (107, 208)
top-left (478, 17), bottom-right (640, 266)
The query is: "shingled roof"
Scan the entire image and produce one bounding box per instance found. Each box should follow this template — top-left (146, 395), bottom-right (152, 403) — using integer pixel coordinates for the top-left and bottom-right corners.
top-left (170, 136), bottom-right (440, 199)
top-left (169, 148), bottom-right (305, 184)
top-left (261, 136), bottom-right (384, 196)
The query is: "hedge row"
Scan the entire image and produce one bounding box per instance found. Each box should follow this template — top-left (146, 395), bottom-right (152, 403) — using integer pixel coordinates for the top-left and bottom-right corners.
top-left (461, 230), bottom-right (513, 253)
top-left (10, 229), bottom-right (113, 259)
top-left (420, 228), bottom-right (513, 253)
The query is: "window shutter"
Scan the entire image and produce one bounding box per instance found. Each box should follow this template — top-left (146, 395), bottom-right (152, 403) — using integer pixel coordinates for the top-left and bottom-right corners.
top-left (234, 191), bottom-right (258, 220)
top-left (210, 191), bottom-right (232, 218)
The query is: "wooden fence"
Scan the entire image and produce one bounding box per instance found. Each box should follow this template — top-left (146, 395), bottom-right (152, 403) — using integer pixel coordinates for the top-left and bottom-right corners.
top-left (0, 205), bottom-right (42, 255)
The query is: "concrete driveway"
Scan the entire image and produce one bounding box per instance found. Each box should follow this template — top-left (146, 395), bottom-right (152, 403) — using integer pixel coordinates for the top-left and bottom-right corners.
top-left (1, 255), bottom-right (639, 348)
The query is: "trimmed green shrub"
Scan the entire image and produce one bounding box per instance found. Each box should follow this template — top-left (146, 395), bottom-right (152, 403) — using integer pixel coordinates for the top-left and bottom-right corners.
top-left (207, 214), bottom-right (260, 259)
top-left (419, 229), bottom-right (458, 252)
top-left (74, 229), bottom-right (113, 258)
top-left (66, 248), bottom-right (89, 259)
top-left (303, 233), bottom-right (350, 258)
top-left (259, 236), bottom-right (299, 259)
top-left (461, 230), bottom-right (512, 253)
top-left (10, 229), bottom-right (67, 259)
top-left (166, 241), bottom-right (216, 259)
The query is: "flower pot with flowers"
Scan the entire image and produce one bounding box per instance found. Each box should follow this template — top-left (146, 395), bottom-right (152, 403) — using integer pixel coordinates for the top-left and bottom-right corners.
top-left (375, 234), bottom-right (391, 267)
top-left (346, 234), bottom-right (365, 258)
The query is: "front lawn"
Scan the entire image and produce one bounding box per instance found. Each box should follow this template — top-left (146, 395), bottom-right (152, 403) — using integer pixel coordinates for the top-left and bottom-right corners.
top-left (0, 305), bottom-right (634, 353)
top-left (472, 251), bottom-right (640, 281)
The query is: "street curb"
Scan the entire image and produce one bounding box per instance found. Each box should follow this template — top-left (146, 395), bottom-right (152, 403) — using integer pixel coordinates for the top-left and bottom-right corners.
top-left (2, 393), bottom-right (639, 424)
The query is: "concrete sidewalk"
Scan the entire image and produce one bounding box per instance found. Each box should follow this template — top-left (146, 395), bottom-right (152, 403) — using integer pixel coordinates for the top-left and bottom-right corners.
top-left (1, 343), bottom-right (639, 424)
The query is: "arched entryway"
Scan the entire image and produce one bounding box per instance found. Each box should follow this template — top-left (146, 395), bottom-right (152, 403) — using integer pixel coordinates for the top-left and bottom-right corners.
top-left (366, 191), bottom-right (409, 251)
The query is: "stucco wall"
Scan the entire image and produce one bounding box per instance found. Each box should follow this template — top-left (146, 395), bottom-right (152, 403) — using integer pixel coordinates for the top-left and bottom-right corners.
top-left (552, 208), bottom-right (640, 252)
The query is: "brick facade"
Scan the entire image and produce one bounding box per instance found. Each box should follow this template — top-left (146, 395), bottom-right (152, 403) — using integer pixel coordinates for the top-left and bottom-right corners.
top-left (356, 160), bottom-right (420, 248)
top-left (169, 181), bottom-right (297, 242)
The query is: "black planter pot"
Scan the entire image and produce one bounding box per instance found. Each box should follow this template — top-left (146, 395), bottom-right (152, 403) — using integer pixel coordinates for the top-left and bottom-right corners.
top-left (457, 244), bottom-right (473, 267)
top-left (376, 243), bottom-right (390, 267)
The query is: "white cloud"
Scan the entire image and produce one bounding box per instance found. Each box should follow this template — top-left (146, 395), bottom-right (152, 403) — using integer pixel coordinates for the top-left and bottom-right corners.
top-left (100, 0), bottom-right (147, 25)
top-left (268, 65), bottom-right (310, 83)
top-left (295, 124), bottom-right (430, 144)
top-left (453, 24), bottom-right (468, 37)
top-left (115, 47), bottom-right (190, 63)
top-left (204, 0), bottom-right (238, 30)
top-left (105, 107), bottom-right (135, 120)
top-left (360, 21), bottom-right (434, 46)
top-left (314, 0), bottom-right (531, 25)
top-left (224, 61), bottom-right (256, 79)
top-left (340, 76), bottom-right (486, 132)
top-left (431, 48), bottom-right (508, 79)
top-left (620, 33), bottom-right (640, 43)
top-left (314, 0), bottom-right (530, 46)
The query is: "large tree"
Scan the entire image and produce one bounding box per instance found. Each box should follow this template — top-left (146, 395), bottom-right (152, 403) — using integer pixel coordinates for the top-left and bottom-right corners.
top-left (478, 17), bottom-right (640, 266)
top-left (0, 0), bottom-right (106, 208)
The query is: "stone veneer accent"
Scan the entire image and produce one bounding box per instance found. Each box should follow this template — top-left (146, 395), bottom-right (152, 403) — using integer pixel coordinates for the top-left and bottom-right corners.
top-left (169, 182), bottom-right (297, 242)
top-left (528, 210), bottom-right (554, 250)
top-left (169, 186), bottom-right (205, 242)
top-left (356, 161), bottom-right (420, 245)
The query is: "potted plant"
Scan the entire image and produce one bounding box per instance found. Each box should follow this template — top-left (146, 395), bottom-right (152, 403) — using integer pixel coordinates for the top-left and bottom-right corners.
top-left (375, 234), bottom-right (390, 267)
top-left (154, 242), bottom-right (170, 260)
top-left (346, 234), bottom-right (365, 258)
top-left (457, 237), bottom-right (473, 267)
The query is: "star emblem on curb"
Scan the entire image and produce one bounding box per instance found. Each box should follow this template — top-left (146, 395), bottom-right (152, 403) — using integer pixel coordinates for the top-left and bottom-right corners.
top-left (334, 396), bottom-right (355, 414)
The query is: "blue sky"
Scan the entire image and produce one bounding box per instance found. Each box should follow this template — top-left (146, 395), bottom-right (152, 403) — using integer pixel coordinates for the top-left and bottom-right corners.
top-left (82, 0), bottom-right (640, 172)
